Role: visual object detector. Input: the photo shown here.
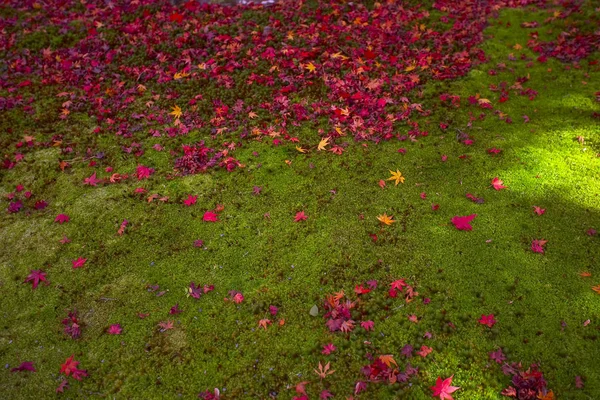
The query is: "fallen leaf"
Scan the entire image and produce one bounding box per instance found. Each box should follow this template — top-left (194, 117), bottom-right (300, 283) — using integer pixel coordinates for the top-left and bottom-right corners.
top-left (386, 169), bottom-right (405, 185)
top-left (377, 213), bottom-right (396, 225)
top-left (431, 375), bottom-right (460, 400)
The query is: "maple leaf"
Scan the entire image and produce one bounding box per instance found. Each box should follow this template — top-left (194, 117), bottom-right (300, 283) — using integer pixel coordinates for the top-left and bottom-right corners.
top-left (491, 177), bottom-right (507, 190)
top-left (203, 211), bottom-right (219, 222)
top-left (531, 239), bottom-right (548, 254)
top-left (451, 214), bottom-right (477, 231)
top-left (24, 270), bottom-right (48, 289)
top-left (117, 219), bottom-right (128, 236)
top-left (361, 320), bottom-right (374, 331)
top-left (83, 172), bottom-right (101, 186)
top-left (377, 213), bottom-right (395, 225)
top-left (305, 62), bottom-right (317, 73)
top-left (479, 314), bottom-right (497, 328)
top-left (322, 343), bottom-right (336, 355)
top-left (294, 211), bottom-right (308, 222)
top-left (318, 137), bottom-right (330, 151)
top-left (107, 324), bottom-right (122, 335)
top-left (431, 376), bottom-right (460, 400)
top-left (170, 105), bottom-right (182, 119)
top-left (60, 356), bottom-right (87, 380)
top-left (387, 169), bottom-right (405, 185)
top-left (488, 148), bottom-right (502, 155)
top-left (258, 319), bottom-right (272, 330)
top-left (592, 285), bottom-right (600, 294)
top-left (183, 195), bottom-right (197, 207)
top-left (314, 361), bottom-right (335, 379)
top-left (72, 258), bottom-right (87, 269)
top-left (295, 381), bottom-right (309, 395)
top-left (158, 320), bottom-right (174, 332)
top-left (489, 348), bottom-right (506, 364)
top-left (379, 355), bottom-right (397, 367)
top-left (56, 379), bottom-right (69, 393)
top-left (340, 320), bottom-right (355, 332)
top-left (378, 179), bottom-right (386, 189)
top-left (295, 146), bottom-right (307, 153)
top-left (320, 390), bottom-right (334, 400)
top-left (11, 361), bottom-right (36, 373)
top-left (55, 214), bottom-right (70, 224)
top-left (533, 206), bottom-right (546, 215)
top-left (417, 345), bottom-right (432, 358)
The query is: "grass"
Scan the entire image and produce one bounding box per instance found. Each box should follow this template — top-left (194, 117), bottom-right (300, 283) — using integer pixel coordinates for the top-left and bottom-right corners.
top-left (1, 2), bottom-right (600, 399)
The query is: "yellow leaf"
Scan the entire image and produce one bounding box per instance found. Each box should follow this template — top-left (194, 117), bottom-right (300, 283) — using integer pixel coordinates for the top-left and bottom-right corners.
top-left (296, 146), bottom-right (307, 153)
top-left (170, 105), bottom-right (182, 119)
top-left (318, 137), bottom-right (329, 151)
top-left (377, 213), bottom-right (396, 226)
top-left (386, 169), bottom-right (405, 185)
top-left (287, 31), bottom-right (294, 40)
top-left (305, 62), bottom-right (317, 73)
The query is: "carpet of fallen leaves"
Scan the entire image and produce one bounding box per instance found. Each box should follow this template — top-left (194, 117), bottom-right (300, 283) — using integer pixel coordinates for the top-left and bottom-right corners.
top-left (1, 0), bottom-right (600, 398)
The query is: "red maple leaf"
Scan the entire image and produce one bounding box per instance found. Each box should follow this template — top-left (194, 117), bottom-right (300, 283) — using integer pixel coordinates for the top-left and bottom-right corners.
top-left (451, 214), bottom-right (477, 231)
top-left (294, 211), bottom-right (308, 222)
top-left (417, 345), bottom-right (432, 358)
top-left (72, 258), bottom-right (87, 269)
top-left (431, 375), bottom-right (460, 400)
top-left (491, 177), bottom-right (507, 190)
top-left (24, 270), bottom-right (48, 289)
top-left (183, 195), bottom-right (197, 207)
top-left (203, 211), bottom-right (218, 222)
top-left (60, 355), bottom-right (87, 380)
top-left (479, 314), bottom-right (497, 328)
top-left (55, 214), bottom-right (70, 224)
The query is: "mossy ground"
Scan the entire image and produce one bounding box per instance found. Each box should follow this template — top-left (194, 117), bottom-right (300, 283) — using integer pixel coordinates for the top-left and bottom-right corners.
top-left (1, 4), bottom-right (600, 400)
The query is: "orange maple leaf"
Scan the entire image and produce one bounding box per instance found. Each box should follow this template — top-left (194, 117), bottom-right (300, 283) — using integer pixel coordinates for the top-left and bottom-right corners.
top-left (379, 355), bottom-right (397, 367)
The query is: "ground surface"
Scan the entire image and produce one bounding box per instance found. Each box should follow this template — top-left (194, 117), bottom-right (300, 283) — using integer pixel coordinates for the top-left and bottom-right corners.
top-left (1, 0), bottom-right (599, 399)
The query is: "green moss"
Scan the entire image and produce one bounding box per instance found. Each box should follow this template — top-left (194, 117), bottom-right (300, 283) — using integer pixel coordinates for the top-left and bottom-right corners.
top-left (1, 5), bottom-right (600, 400)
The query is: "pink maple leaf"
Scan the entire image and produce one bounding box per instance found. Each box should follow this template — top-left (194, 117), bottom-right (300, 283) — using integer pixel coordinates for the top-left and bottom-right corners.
top-left (491, 177), bottom-right (507, 190)
top-left (56, 379), bottom-right (69, 393)
top-left (487, 148), bottom-right (502, 155)
top-left (294, 211), bottom-right (308, 222)
top-left (431, 375), bottom-right (460, 400)
top-left (183, 195), bottom-right (197, 207)
top-left (24, 270), bottom-right (48, 289)
top-left (83, 172), bottom-right (101, 186)
top-left (55, 214), bottom-right (70, 224)
top-left (451, 214), bottom-right (477, 231)
top-left (479, 314), bottom-right (497, 328)
top-left (361, 320), bottom-right (374, 331)
top-left (533, 206), bottom-right (546, 215)
top-left (107, 324), bottom-right (122, 335)
top-left (72, 258), bottom-right (87, 269)
top-left (322, 343), bottom-right (336, 355)
top-left (203, 211), bottom-right (218, 222)
top-left (489, 348), bottom-right (506, 364)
